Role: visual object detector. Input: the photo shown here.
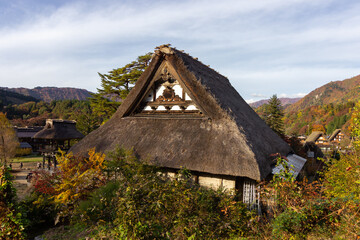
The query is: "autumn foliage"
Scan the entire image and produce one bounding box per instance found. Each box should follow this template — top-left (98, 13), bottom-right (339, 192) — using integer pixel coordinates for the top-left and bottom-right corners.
top-left (54, 148), bottom-right (106, 206)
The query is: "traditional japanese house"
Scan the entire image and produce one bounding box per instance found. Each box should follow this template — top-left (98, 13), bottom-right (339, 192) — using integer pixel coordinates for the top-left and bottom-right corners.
top-left (14, 126), bottom-right (44, 152)
top-left (305, 131), bottom-right (330, 152)
top-left (328, 129), bottom-right (345, 144)
top-left (70, 45), bottom-right (306, 206)
top-left (33, 119), bottom-right (84, 168)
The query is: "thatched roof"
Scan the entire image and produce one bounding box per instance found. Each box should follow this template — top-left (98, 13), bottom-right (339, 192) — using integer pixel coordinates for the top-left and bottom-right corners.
top-left (33, 119), bottom-right (84, 140)
top-left (305, 131), bottom-right (325, 143)
top-left (70, 45), bottom-right (292, 181)
top-left (328, 129), bottom-right (341, 141)
top-left (15, 126), bottom-right (43, 138)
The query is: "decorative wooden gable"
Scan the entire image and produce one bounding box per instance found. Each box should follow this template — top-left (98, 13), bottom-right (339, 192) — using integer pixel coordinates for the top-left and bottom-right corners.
top-left (129, 62), bottom-right (205, 117)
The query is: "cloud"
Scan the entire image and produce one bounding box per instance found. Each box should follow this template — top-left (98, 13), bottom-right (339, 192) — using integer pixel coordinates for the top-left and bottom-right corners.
top-left (251, 93), bottom-right (267, 98)
top-left (278, 93), bottom-right (307, 98)
top-left (1, 0), bottom-right (360, 99)
top-left (245, 99), bottom-right (258, 104)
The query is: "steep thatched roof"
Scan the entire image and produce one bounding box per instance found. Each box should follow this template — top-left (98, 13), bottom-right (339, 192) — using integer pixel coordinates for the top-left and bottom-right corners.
top-left (33, 119), bottom-right (84, 140)
top-left (328, 129), bottom-right (341, 141)
top-left (70, 45), bottom-right (292, 181)
top-left (305, 131), bottom-right (325, 143)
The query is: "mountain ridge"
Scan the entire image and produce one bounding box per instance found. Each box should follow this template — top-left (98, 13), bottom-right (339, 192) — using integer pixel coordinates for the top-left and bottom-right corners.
top-left (0, 87), bottom-right (93, 102)
top-left (249, 97), bottom-right (301, 108)
top-left (286, 74), bottom-right (360, 113)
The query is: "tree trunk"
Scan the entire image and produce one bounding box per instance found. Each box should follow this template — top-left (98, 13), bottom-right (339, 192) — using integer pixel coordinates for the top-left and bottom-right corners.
top-left (1, 135), bottom-right (6, 166)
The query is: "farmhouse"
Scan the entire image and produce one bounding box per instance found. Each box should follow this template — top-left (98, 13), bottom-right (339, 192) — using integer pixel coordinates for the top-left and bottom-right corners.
top-left (14, 126), bottom-right (43, 152)
top-left (33, 119), bottom-right (84, 168)
top-left (70, 45), bottom-right (305, 205)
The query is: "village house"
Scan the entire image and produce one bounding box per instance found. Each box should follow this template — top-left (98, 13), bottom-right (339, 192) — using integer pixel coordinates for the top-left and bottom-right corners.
top-left (305, 131), bottom-right (331, 152)
top-left (33, 119), bottom-right (84, 168)
top-left (70, 45), bottom-right (306, 206)
top-left (328, 129), bottom-right (351, 150)
top-left (14, 126), bottom-right (44, 152)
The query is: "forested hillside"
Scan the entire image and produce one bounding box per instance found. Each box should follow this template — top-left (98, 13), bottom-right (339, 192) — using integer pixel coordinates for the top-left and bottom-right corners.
top-left (284, 101), bottom-right (354, 135)
top-left (255, 75), bottom-right (360, 136)
top-left (3, 100), bottom-right (101, 135)
top-left (287, 74), bottom-right (360, 112)
top-left (0, 87), bottom-right (93, 102)
top-left (0, 89), bottom-right (39, 109)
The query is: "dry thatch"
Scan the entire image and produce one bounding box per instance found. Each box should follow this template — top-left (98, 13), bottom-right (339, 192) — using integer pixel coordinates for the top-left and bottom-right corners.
top-left (305, 131), bottom-right (325, 143)
top-left (33, 119), bottom-right (84, 140)
top-left (328, 129), bottom-right (341, 142)
top-left (15, 126), bottom-right (43, 138)
top-left (70, 45), bottom-right (292, 181)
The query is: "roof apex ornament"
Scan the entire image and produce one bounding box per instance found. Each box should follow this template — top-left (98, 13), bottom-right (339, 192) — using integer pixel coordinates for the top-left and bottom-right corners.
top-left (156, 44), bottom-right (174, 55)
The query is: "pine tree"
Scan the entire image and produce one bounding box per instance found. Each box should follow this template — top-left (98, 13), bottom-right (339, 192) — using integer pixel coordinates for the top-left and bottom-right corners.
top-left (264, 94), bottom-right (285, 137)
top-left (90, 53), bottom-right (152, 123)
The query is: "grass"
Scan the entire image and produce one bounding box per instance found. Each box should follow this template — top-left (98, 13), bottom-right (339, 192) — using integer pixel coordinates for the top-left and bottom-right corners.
top-left (11, 155), bottom-right (43, 163)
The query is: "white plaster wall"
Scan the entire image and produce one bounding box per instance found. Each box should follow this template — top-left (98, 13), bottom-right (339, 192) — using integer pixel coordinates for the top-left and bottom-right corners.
top-left (186, 105), bottom-right (198, 110)
top-left (143, 106), bottom-right (152, 111)
top-left (222, 179), bottom-right (236, 190)
top-left (185, 93), bottom-right (191, 101)
top-left (156, 85), bottom-right (166, 98)
top-left (198, 176), bottom-right (222, 189)
top-left (173, 84), bottom-right (183, 96)
top-left (157, 105), bottom-right (166, 111)
top-left (171, 105), bottom-right (181, 111)
top-left (167, 172), bottom-right (176, 180)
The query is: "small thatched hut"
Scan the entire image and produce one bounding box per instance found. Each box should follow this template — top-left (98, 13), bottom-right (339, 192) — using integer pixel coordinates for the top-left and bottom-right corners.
top-left (70, 45), bottom-right (305, 205)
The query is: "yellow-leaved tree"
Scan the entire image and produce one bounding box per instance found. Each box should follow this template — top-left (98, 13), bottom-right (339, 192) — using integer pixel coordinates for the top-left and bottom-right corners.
top-left (0, 113), bottom-right (19, 166)
top-left (54, 148), bottom-right (106, 214)
top-left (323, 101), bottom-right (360, 202)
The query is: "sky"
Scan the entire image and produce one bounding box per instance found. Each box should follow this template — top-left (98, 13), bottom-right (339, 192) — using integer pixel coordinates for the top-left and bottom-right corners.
top-left (1, 0), bottom-right (360, 103)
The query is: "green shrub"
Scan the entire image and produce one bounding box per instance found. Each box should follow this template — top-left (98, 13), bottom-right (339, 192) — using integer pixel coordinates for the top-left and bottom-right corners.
top-left (272, 209), bottom-right (307, 239)
top-left (0, 166), bottom-right (25, 239)
top-left (77, 181), bottom-right (120, 223)
top-left (18, 192), bottom-right (57, 234)
top-left (71, 147), bottom-right (253, 239)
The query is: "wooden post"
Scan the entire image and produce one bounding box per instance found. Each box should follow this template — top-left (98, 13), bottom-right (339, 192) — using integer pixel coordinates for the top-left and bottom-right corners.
top-left (42, 154), bottom-right (45, 169)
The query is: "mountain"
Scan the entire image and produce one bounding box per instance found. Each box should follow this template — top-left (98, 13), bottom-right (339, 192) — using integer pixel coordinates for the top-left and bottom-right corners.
top-left (286, 74), bottom-right (360, 113)
top-left (0, 87), bottom-right (93, 102)
top-left (0, 89), bottom-right (39, 107)
top-left (249, 97), bottom-right (301, 108)
top-left (282, 74), bottom-right (360, 135)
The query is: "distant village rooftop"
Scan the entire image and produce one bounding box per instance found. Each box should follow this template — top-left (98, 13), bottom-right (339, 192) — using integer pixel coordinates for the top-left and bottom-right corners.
top-left (33, 119), bottom-right (84, 140)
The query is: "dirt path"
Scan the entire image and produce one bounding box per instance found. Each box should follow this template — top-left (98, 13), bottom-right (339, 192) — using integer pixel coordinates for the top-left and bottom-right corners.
top-left (11, 162), bottom-right (39, 200)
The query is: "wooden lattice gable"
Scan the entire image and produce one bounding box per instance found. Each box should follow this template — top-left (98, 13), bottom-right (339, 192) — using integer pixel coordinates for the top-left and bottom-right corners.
top-left (126, 60), bottom-right (207, 118)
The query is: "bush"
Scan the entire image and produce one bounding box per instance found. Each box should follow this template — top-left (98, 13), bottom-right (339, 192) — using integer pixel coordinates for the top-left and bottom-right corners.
top-left (19, 192), bottom-right (57, 235)
top-left (77, 181), bottom-right (120, 223)
top-left (15, 148), bottom-right (32, 157)
top-left (71, 147), bottom-right (253, 239)
top-left (0, 166), bottom-right (25, 239)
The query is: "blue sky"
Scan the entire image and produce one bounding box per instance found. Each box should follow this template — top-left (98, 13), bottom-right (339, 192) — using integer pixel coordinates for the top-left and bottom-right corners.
top-left (1, 0), bottom-right (360, 102)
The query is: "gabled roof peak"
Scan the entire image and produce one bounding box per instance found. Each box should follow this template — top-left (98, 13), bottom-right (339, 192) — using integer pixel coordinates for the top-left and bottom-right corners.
top-left (155, 44), bottom-right (174, 55)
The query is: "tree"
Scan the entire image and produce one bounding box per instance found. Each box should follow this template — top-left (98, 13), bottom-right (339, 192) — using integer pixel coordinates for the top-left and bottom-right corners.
top-left (349, 101), bottom-right (360, 151)
top-left (72, 103), bottom-right (102, 135)
top-left (0, 113), bottom-right (19, 166)
top-left (263, 94), bottom-right (285, 137)
top-left (90, 53), bottom-right (152, 123)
